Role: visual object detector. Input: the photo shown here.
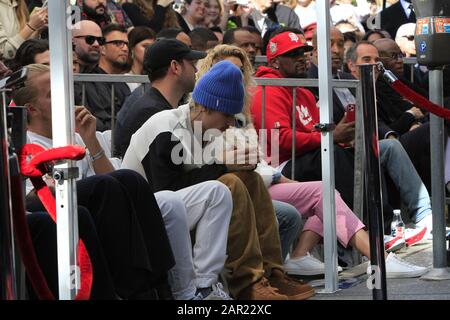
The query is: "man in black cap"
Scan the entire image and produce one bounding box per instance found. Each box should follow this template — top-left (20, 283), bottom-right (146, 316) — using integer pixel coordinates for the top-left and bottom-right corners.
top-left (113, 38), bottom-right (206, 158)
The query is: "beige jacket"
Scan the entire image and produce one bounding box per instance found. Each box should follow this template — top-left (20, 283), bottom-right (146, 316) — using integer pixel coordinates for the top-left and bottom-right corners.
top-left (0, 0), bottom-right (25, 60)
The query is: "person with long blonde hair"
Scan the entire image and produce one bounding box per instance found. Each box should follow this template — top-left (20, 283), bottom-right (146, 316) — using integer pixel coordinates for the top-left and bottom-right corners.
top-left (121, 0), bottom-right (180, 33)
top-left (0, 0), bottom-right (48, 60)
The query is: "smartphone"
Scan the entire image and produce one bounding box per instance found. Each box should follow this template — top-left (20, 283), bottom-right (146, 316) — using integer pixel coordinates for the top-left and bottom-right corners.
top-left (345, 104), bottom-right (356, 122)
top-left (42, 0), bottom-right (49, 8)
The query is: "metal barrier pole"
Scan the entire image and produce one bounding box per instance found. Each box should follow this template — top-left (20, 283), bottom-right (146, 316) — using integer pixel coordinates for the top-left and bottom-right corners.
top-left (81, 83), bottom-right (86, 107)
top-left (110, 84), bottom-right (115, 152)
top-left (359, 64), bottom-right (387, 300)
top-left (261, 86), bottom-right (266, 130)
top-left (48, 0), bottom-right (80, 300)
top-left (354, 83), bottom-right (365, 220)
top-left (0, 91), bottom-right (17, 300)
top-left (421, 68), bottom-right (450, 280)
top-left (351, 83), bottom-right (365, 265)
top-left (316, 0), bottom-right (338, 293)
top-left (291, 88), bottom-right (296, 180)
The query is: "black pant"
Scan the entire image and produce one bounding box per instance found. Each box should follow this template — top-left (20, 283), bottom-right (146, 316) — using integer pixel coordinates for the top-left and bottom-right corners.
top-left (282, 146), bottom-right (356, 208)
top-left (27, 169), bottom-right (174, 299)
top-left (27, 209), bottom-right (118, 300)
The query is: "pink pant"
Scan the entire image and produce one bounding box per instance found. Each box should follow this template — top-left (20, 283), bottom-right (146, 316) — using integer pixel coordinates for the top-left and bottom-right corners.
top-left (268, 181), bottom-right (365, 247)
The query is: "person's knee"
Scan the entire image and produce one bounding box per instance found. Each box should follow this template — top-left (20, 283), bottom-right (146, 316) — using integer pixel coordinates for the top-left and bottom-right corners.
top-left (276, 202), bottom-right (302, 231)
top-left (89, 174), bottom-right (122, 194)
top-left (202, 181), bottom-right (232, 212)
top-left (218, 173), bottom-right (246, 194)
top-left (109, 169), bottom-right (148, 189)
top-left (155, 191), bottom-right (187, 223)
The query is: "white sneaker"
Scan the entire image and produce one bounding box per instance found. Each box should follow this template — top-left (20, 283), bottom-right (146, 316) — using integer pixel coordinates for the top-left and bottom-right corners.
top-left (284, 253), bottom-right (343, 276)
top-left (367, 253), bottom-right (428, 279)
top-left (415, 214), bottom-right (433, 240)
top-left (384, 235), bottom-right (405, 252)
top-left (404, 226), bottom-right (427, 246)
top-left (199, 283), bottom-right (232, 300)
top-left (386, 253), bottom-right (428, 278)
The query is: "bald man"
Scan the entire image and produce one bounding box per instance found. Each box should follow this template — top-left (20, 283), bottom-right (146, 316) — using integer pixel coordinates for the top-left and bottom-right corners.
top-left (307, 27), bottom-right (358, 123)
top-left (72, 20), bottom-right (104, 71)
top-left (373, 37), bottom-right (428, 99)
top-left (310, 27), bottom-right (345, 75)
top-left (374, 38), bottom-right (406, 78)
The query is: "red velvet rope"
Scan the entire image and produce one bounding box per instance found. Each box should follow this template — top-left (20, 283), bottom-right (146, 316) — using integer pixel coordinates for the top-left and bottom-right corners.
top-left (11, 173), bottom-right (54, 300)
top-left (390, 80), bottom-right (450, 120)
top-left (19, 143), bottom-right (93, 300)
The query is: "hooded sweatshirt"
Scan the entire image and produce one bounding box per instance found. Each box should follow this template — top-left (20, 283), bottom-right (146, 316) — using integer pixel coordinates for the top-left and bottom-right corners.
top-left (250, 66), bottom-right (321, 164)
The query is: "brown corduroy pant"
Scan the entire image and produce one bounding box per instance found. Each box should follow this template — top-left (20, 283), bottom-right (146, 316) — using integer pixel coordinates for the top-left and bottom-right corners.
top-left (218, 171), bottom-right (284, 298)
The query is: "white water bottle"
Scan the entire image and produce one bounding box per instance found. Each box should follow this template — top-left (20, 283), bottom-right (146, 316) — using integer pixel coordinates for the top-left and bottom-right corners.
top-left (391, 210), bottom-right (405, 240)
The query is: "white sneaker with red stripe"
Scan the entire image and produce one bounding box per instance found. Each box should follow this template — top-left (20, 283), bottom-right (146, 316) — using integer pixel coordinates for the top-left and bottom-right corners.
top-left (384, 235), bottom-right (405, 252)
top-left (404, 226), bottom-right (427, 247)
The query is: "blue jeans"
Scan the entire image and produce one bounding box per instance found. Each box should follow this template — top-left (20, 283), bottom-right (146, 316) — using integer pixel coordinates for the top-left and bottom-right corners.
top-left (273, 200), bottom-right (303, 261)
top-left (379, 139), bottom-right (432, 223)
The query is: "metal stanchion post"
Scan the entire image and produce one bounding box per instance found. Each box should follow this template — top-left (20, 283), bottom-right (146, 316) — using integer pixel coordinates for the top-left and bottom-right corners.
top-left (359, 64), bottom-right (387, 300)
top-left (421, 68), bottom-right (450, 280)
top-left (316, 0), bottom-right (338, 293)
top-left (48, 0), bottom-right (80, 300)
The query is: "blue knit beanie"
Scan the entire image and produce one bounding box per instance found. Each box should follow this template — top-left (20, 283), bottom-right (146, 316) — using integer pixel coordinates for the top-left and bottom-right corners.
top-left (192, 60), bottom-right (244, 115)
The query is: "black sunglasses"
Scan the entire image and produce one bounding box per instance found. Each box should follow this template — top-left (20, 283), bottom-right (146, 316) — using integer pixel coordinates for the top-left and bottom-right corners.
top-left (281, 48), bottom-right (305, 58)
top-left (74, 35), bottom-right (106, 45)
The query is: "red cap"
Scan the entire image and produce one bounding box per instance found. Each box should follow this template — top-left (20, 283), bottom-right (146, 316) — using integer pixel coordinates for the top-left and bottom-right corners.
top-left (266, 32), bottom-right (313, 61)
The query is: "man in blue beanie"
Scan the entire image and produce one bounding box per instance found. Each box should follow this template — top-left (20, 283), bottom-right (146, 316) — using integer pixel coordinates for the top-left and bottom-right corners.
top-left (122, 60), bottom-right (315, 300)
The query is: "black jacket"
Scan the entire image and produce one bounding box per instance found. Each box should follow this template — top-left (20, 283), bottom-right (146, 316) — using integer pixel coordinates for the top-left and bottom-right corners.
top-left (74, 67), bottom-right (131, 132)
top-left (113, 86), bottom-right (172, 158)
top-left (380, 1), bottom-right (416, 39)
top-left (121, 104), bottom-right (227, 192)
top-left (376, 77), bottom-right (418, 135)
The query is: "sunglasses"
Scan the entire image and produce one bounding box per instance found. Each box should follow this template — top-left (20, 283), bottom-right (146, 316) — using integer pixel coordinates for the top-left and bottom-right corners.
top-left (281, 48), bottom-right (305, 58)
top-left (104, 40), bottom-right (129, 48)
top-left (402, 35), bottom-right (415, 41)
top-left (74, 35), bottom-right (106, 45)
top-left (380, 52), bottom-right (405, 61)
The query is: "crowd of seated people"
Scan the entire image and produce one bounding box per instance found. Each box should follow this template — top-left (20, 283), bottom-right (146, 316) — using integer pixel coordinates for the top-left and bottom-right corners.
top-left (1, 0), bottom-right (449, 300)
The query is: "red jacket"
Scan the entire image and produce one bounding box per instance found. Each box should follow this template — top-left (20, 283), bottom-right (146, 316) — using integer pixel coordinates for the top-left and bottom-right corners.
top-left (251, 66), bottom-right (321, 164)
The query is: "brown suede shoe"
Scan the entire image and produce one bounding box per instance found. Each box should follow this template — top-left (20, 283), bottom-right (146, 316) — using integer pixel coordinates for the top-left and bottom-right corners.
top-left (268, 270), bottom-right (315, 300)
top-left (237, 277), bottom-right (289, 300)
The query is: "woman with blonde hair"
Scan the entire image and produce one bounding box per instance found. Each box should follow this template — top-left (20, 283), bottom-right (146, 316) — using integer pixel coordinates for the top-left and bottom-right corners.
top-left (121, 0), bottom-right (180, 33)
top-left (0, 0), bottom-right (48, 60)
top-left (196, 44), bottom-right (395, 277)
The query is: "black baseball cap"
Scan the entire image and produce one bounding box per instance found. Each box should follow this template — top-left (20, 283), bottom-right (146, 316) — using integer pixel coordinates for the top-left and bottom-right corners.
top-left (143, 38), bottom-right (206, 72)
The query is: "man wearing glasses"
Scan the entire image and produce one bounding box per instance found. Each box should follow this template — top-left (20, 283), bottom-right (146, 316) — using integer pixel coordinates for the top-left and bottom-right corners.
top-left (73, 20), bottom-right (105, 72)
top-left (74, 23), bottom-right (131, 132)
